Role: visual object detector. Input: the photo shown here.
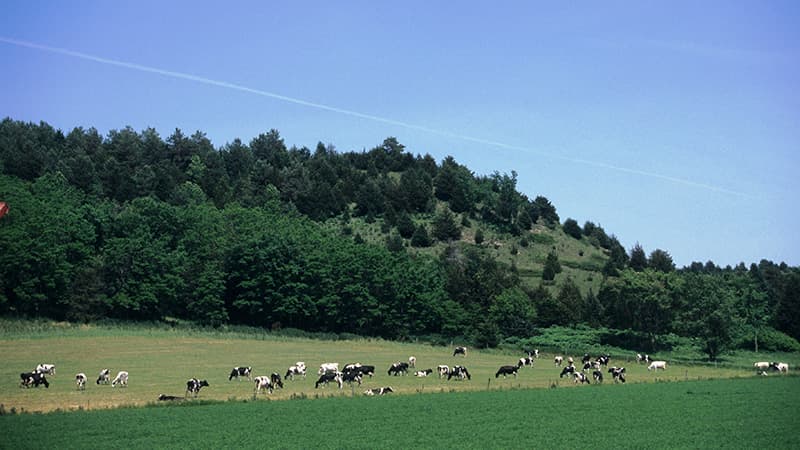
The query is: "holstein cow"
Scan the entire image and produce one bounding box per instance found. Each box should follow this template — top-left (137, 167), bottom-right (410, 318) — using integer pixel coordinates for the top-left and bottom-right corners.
top-left (495, 365), bottom-right (520, 378)
top-left (285, 364), bottom-right (307, 380)
top-left (96, 368), bottom-right (111, 385)
top-left (409, 356), bottom-right (417, 368)
top-left (186, 378), bottom-right (209, 398)
top-left (75, 373), bottom-right (87, 390)
top-left (573, 372), bottom-right (590, 384)
top-left (414, 369), bottom-right (433, 377)
top-left (447, 366), bottom-right (471, 381)
top-left (270, 372), bottom-right (284, 389)
top-left (581, 353), bottom-right (591, 364)
top-left (554, 356), bottom-right (564, 366)
top-left (559, 365), bottom-right (576, 378)
top-left (754, 362), bottom-right (771, 372)
top-left (342, 371), bottom-right (363, 386)
top-left (20, 371), bottom-right (49, 388)
top-left (453, 346), bottom-right (467, 357)
top-left (229, 366), bottom-right (252, 381)
top-left (770, 362), bottom-right (789, 373)
top-left (518, 357), bottom-right (534, 367)
top-left (636, 353), bottom-right (651, 364)
top-left (524, 348), bottom-right (539, 359)
top-left (609, 367), bottom-right (626, 383)
top-left (388, 362), bottom-right (409, 376)
top-left (318, 363), bottom-right (339, 375)
top-left (111, 371), bottom-right (128, 387)
top-left (36, 363), bottom-right (56, 376)
top-left (315, 371), bottom-right (343, 389)
top-left (647, 361), bottom-right (667, 371)
top-left (437, 365), bottom-right (450, 378)
top-left (254, 376), bottom-right (274, 395)
top-left (592, 369), bottom-right (604, 383)
top-left (364, 387), bottom-right (393, 396)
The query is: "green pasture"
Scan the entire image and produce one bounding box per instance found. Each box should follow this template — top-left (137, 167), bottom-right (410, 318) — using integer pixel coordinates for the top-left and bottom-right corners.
top-left (0, 323), bottom-right (793, 414)
top-left (1, 377), bottom-right (797, 449)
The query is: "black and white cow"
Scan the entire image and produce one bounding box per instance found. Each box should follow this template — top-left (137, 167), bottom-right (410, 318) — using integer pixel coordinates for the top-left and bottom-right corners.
top-left (574, 372), bottom-right (590, 384)
top-left (270, 372), bottom-right (284, 389)
top-left (111, 371), bottom-right (128, 387)
top-left (388, 362), bottom-right (409, 376)
top-left (319, 363), bottom-right (339, 375)
top-left (315, 371), bottom-right (343, 389)
top-left (186, 378), bottom-right (209, 397)
top-left (36, 363), bottom-right (56, 376)
top-left (447, 365), bottom-right (471, 381)
top-left (495, 365), bottom-right (519, 378)
top-left (414, 369), bottom-right (433, 377)
top-left (581, 353), bottom-right (591, 364)
top-left (364, 386), bottom-right (393, 396)
top-left (636, 353), bottom-right (651, 364)
top-left (20, 371), bottom-right (49, 388)
top-left (229, 366), bottom-right (252, 381)
top-left (554, 356), bottom-right (564, 366)
top-left (524, 348), bottom-right (539, 359)
top-left (608, 367), bottom-right (626, 383)
top-left (158, 394), bottom-right (183, 401)
top-left (342, 371), bottom-right (363, 386)
top-left (596, 355), bottom-right (610, 367)
top-left (285, 364), bottom-right (307, 380)
top-left (559, 365), bottom-right (576, 378)
top-left (518, 357), bottom-right (534, 367)
top-left (76, 373), bottom-right (87, 390)
top-left (437, 365), bottom-right (450, 378)
top-left (453, 346), bottom-right (467, 357)
top-left (254, 376), bottom-right (274, 394)
top-left (592, 370), bottom-right (604, 383)
top-left (96, 368), bottom-right (111, 385)
top-left (356, 365), bottom-right (376, 378)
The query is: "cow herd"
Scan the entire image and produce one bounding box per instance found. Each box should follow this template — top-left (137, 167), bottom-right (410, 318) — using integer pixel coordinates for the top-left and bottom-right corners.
top-left (16, 349), bottom-right (791, 403)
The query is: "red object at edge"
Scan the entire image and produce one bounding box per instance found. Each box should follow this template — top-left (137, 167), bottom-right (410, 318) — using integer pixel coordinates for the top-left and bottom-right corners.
top-left (0, 202), bottom-right (8, 219)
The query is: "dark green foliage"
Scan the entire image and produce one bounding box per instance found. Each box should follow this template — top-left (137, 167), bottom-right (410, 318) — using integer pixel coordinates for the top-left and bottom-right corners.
top-left (542, 251), bottom-right (562, 281)
top-left (562, 218), bottom-right (582, 240)
top-left (396, 211), bottom-right (416, 238)
top-left (649, 249), bottom-right (675, 272)
top-left (432, 207), bottom-right (462, 241)
top-left (474, 228), bottom-right (485, 245)
top-left (386, 231), bottom-right (405, 252)
top-left (410, 224), bottom-right (432, 247)
top-left (629, 242), bottom-right (648, 271)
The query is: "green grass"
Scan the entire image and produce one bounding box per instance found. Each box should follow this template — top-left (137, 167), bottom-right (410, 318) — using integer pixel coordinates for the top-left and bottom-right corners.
top-left (1, 377), bottom-right (797, 449)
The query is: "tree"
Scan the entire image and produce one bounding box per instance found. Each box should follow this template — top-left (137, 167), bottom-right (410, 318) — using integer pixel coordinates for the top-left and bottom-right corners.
top-left (542, 251), bottom-right (562, 281)
top-left (474, 228), bottom-right (485, 245)
top-left (386, 231), bottom-right (405, 252)
top-left (649, 249), bottom-right (675, 272)
top-left (629, 243), bottom-right (648, 272)
top-left (556, 277), bottom-right (584, 326)
top-left (532, 196), bottom-right (559, 226)
top-left (489, 287), bottom-right (537, 338)
top-left (410, 225), bottom-right (432, 247)
top-left (432, 207), bottom-right (462, 242)
top-left (563, 218), bottom-right (582, 240)
top-left (396, 211), bottom-right (416, 238)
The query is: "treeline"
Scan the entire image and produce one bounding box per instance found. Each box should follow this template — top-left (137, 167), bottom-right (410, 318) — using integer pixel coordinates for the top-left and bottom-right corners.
top-left (0, 118), bottom-right (798, 358)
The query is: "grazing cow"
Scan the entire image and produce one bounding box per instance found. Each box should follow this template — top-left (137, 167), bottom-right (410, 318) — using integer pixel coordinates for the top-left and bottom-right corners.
top-left (581, 354), bottom-right (591, 364)
top-left (453, 346), bottom-right (467, 357)
top-left (609, 367), bottom-right (626, 383)
top-left (96, 368), bottom-right (111, 385)
top-left (254, 376), bottom-right (274, 394)
top-left (554, 356), bottom-right (564, 366)
top-left (754, 362), bottom-right (770, 371)
top-left (524, 348), bottom-right (539, 359)
top-left (582, 362), bottom-right (595, 372)
top-left (158, 394), bottom-right (183, 401)
top-left (592, 370), bottom-right (604, 383)
top-left (342, 371), bottom-right (363, 385)
top-left (315, 371), bottom-right (343, 389)
top-left (356, 365), bottom-right (376, 378)
top-left (20, 371), bottom-right (49, 388)
top-left (448, 366), bottom-right (471, 381)
top-left (76, 373), bottom-right (87, 390)
top-left (343, 363), bottom-right (362, 371)
top-left (573, 372), bottom-right (590, 384)
top-left (596, 355), bottom-right (610, 366)
top-left (636, 353), bottom-right (651, 364)
top-left (409, 356), bottom-right (417, 368)
top-left (559, 365), bottom-right (576, 378)
top-left (388, 362), bottom-right (409, 376)
top-left (36, 364), bottom-right (56, 375)
top-left (518, 357), bottom-right (534, 367)
top-left (229, 366), bottom-right (252, 381)
top-left (112, 371), bottom-right (128, 387)
top-left (647, 361), bottom-right (667, 371)
top-left (364, 387), bottom-right (393, 396)
top-left (270, 372), bottom-right (284, 389)
top-left (414, 369), bottom-right (433, 377)
top-left (285, 364), bottom-right (307, 380)
top-left (437, 365), bottom-right (450, 378)
top-left (318, 363), bottom-right (339, 375)
top-left (495, 365), bottom-right (519, 378)
top-left (186, 378), bottom-right (209, 397)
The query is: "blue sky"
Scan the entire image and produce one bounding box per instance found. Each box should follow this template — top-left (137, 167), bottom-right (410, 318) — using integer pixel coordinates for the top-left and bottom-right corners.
top-left (1, 1), bottom-right (798, 267)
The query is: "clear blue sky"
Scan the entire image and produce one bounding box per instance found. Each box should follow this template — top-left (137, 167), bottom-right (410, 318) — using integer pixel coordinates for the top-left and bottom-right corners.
top-left (1, 1), bottom-right (798, 267)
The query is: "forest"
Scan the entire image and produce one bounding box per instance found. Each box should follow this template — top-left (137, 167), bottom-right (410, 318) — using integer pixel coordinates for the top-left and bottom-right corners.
top-left (0, 118), bottom-right (798, 359)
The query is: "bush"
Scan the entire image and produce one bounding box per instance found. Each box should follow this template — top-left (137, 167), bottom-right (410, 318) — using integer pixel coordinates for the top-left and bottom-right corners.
top-left (733, 326), bottom-right (800, 352)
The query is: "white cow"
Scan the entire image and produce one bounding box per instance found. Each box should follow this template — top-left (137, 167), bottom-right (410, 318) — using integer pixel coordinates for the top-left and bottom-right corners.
top-left (754, 362), bottom-right (770, 371)
top-left (36, 363), bottom-right (56, 375)
top-left (75, 373), bottom-right (87, 390)
top-left (254, 376), bottom-right (274, 394)
top-left (647, 361), bottom-right (667, 371)
top-left (409, 356), bottom-right (417, 368)
top-left (554, 356), bottom-right (564, 366)
top-left (112, 371), bottom-right (128, 387)
top-left (437, 365), bottom-right (450, 378)
top-left (318, 363), bottom-right (339, 375)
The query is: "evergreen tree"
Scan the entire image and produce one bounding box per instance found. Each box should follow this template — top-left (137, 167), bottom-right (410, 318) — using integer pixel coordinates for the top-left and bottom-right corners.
top-left (542, 251), bottom-right (562, 281)
top-left (410, 225), bottom-right (432, 248)
top-left (629, 243), bottom-right (648, 272)
top-left (432, 207), bottom-right (462, 241)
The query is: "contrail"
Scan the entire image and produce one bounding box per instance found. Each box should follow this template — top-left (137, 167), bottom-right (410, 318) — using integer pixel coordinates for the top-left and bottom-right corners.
top-left (0, 36), bottom-right (748, 197)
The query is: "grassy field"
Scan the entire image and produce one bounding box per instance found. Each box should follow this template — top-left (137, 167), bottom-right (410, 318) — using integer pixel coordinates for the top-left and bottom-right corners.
top-left (1, 322), bottom-right (795, 414)
top-left (1, 376), bottom-right (797, 449)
